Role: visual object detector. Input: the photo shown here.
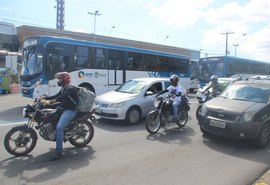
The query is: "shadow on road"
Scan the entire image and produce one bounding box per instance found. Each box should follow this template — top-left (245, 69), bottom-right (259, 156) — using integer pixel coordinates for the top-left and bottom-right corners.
top-left (146, 125), bottom-right (196, 146)
top-left (201, 133), bottom-right (270, 165)
top-left (0, 106), bottom-right (25, 122)
top-left (0, 146), bottom-right (95, 184)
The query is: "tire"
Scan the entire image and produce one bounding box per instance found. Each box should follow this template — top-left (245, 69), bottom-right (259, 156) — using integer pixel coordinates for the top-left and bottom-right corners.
top-left (196, 104), bottom-right (202, 121)
top-left (176, 109), bottom-right (188, 127)
top-left (145, 113), bottom-right (161, 134)
top-left (68, 119), bottom-right (94, 147)
top-left (4, 126), bottom-right (37, 156)
top-left (253, 124), bottom-right (270, 148)
top-left (125, 107), bottom-right (141, 124)
top-left (200, 124), bottom-right (210, 136)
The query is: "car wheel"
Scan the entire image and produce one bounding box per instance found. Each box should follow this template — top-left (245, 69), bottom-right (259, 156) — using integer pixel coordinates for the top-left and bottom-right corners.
top-left (125, 107), bottom-right (141, 124)
top-left (254, 124), bottom-right (270, 149)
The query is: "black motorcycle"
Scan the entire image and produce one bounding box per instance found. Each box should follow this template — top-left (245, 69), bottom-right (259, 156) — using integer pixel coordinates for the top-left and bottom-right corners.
top-left (145, 95), bottom-right (190, 134)
top-left (4, 97), bottom-right (95, 156)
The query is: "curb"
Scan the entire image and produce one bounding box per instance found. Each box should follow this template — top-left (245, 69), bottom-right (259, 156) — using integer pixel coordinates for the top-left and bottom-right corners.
top-left (253, 169), bottom-right (270, 185)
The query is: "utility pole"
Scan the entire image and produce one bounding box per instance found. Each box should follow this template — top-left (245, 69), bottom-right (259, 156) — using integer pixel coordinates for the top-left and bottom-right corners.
top-left (221, 32), bottom-right (234, 56)
top-left (56, 0), bottom-right (65, 30)
top-left (88, 10), bottom-right (101, 42)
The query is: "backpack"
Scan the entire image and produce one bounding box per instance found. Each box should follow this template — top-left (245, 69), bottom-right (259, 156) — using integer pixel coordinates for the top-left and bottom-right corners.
top-left (69, 85), bottom-right (96, 112)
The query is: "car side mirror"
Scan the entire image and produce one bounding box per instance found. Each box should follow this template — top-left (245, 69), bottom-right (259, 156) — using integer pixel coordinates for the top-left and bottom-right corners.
top-left (145, 91), bottom-right (154, 96)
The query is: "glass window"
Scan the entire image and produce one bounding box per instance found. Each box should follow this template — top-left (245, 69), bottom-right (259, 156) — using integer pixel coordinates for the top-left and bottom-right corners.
top-left (94, 48), bottom-right (106, 68)
top-left (143, 54), bottom-right (156, 70)
top-left (127, 52), bottom-right (143, 70)
top-left (115, 50), bottom-right (124, 70)
top-left (76, 46), bottom-right (89, 67)
top-left (156, 56), bottom-right (169, 71)
top-left (108, 49), bottom-right (116, 69)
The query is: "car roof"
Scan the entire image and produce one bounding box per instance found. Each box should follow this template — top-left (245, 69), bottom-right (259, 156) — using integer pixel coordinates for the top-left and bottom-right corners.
top-left (130, 77), bottom-right (169, 83)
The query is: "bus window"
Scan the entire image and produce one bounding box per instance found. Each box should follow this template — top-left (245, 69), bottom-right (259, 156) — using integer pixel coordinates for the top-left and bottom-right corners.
top-left (115, 50), bottom-right (124, 70)
top-left (143, 54), bottom-right (155, 70)
top-left (94, 48), bottom-right (106, 68)
top-left (76, 46), bottom-right (89, 68)
top-left (127, 52), bottom-right (143, 70)
top-left (156, 56), bottom-right (169, 71)
top-left (108, 49), bottom-right (116, 69)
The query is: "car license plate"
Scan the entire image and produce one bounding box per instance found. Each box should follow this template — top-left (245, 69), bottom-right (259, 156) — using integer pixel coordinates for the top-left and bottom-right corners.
top-left (209, 120), bottom-right (226, 129)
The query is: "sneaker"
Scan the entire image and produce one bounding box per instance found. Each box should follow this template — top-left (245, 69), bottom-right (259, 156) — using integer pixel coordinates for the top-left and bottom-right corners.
top-left (50, 151), bottom-right (63, 161)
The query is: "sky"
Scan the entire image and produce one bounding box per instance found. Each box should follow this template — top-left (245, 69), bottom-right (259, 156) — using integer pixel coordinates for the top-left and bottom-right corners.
top-left (1, 0), bottom-right (270, 62)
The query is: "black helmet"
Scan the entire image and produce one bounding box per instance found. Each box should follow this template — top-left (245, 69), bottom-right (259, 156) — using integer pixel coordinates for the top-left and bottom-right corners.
top-left (210, 75), bottom-right (218, 83)
top-left (170, 74), bottom-right (179, 86)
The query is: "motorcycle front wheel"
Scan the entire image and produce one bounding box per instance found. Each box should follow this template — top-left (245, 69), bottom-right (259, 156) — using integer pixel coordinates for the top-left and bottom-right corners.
top-left (176, 109), bottom-right (188, 127)
top-left (4, 126), bottom-right (37, 156)
top-left (145, 113), bottom-right (161, 134)
top-left (68, 119), bottom-right (94, 147)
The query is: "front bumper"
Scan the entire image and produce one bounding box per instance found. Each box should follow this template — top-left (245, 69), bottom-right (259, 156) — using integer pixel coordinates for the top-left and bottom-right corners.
top-left (199, 116), bottom-right (261, 139)
top-left (94, 106), bottom-right (126, 120)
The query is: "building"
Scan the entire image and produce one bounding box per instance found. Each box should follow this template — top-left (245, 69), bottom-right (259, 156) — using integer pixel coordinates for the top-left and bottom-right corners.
top-left (0, 21), bottom-right (19, 51)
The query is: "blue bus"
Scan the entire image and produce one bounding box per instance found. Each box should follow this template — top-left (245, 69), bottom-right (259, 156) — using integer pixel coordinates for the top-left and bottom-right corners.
top-left (196, 56), bottom-right (270, 86)
top-left (20, 36), bottom-right (193, 98)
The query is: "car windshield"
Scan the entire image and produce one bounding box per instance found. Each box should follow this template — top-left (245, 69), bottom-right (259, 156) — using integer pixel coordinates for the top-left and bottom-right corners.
top-left (220, 84), bottom-right (270, 103)
top-left (116, 80), bottom-right (147, 94)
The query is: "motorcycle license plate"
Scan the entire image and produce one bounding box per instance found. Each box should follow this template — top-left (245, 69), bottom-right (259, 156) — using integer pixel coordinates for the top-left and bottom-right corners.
top-left (209, 120), bottom-right (226, 129)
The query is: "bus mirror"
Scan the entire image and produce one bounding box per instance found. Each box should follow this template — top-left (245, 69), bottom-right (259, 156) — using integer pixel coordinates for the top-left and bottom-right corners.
top-left (48, 54), bottom-right (53, 71)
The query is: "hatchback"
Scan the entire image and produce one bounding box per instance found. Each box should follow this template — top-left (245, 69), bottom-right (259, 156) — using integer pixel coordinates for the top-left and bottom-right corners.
top-left (197, 79), bottom-right (270, 148)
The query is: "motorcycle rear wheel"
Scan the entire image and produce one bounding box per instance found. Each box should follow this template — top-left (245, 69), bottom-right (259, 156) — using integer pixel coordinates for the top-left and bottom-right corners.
top-left (4, 126), bottom-right (37, 156)
top-left (145, 113), bottom-right (161, 134)
top-left (68, 119), bottom-right (94, 147)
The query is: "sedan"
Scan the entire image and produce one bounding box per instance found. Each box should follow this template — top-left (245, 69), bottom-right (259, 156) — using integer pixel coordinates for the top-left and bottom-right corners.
top-left (94, 78), bottom-right (186, 124)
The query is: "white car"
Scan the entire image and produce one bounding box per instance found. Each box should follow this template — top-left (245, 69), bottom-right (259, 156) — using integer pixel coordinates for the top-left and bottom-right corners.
top-left (94, 77), bottom-right (187, 124)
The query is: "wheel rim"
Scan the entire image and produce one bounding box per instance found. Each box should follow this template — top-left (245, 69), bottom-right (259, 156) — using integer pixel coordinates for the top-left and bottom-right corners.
top-left (178, 110), bottom-right (187, 126)
top-left (8, 131), bottom-right (35, 155)
top-left (73, 122), bottom-right (92, 144)
top-left (129, 109), bottom-right (140, 124)
top-left (148, 115), bottom-right (161, 132)
top-left (261, 125), bottom-right (270, 145)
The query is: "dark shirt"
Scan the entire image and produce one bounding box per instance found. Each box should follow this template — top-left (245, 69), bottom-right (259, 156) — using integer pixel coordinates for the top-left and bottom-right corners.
top-left (46, 86), bottom-right (79, 111)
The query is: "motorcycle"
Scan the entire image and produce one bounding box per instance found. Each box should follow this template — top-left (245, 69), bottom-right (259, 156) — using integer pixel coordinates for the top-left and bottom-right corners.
top-left (4, 97), bottom-right (95, 156)
top-left (145, 94), bottom-right (190, 134)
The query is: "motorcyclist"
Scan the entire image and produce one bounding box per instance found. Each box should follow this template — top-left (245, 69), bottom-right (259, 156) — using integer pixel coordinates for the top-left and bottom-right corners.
top-left (42, 71), bottom-right (78, 161)
top-left (202, 75), bottom-right (222, 98)
top-left (157, 74), bottom-right (183, 121)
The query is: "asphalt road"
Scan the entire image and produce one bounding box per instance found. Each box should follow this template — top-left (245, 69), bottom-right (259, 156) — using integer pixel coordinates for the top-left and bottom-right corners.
top-left (0, 93), bottom-right (269, 185)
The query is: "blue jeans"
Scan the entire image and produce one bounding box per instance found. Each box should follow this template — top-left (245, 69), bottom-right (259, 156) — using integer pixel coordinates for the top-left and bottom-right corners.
top-left (172, 101), bottom-right (180, 119)
top-left (55, 110), bottom-right (77, 152)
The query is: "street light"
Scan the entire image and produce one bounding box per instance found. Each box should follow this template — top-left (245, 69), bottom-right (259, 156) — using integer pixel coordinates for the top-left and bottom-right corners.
top-left (163, 36), bottom-right (169, 44)
top-left (88, 10), bottom-right (101, 42)
top-left (109, 26), bottom-right (115, 37)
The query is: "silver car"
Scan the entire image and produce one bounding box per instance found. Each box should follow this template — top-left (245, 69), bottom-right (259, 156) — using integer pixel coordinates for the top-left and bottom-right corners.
top-left (94, 77), bottom-right (186, 124)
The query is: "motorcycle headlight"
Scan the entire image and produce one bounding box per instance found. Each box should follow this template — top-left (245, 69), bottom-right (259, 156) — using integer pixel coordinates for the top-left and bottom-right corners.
top-left (22, 108), bottom-right (27, 118)
top-left (110, 101), bottom-right (126, 108)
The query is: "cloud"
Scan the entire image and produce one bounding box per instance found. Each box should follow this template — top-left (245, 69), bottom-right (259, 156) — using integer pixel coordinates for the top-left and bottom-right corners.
top-left (146, 0), bottom-right (214, 27)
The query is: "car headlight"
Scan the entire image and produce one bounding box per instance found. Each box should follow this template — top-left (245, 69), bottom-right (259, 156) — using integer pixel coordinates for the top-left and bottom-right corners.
top-left (109, 101), bottom-right (126, 108)
top-left (242, 112), bottom-right (256, 122)
top-left (200, 104), bottom-right (207, 116)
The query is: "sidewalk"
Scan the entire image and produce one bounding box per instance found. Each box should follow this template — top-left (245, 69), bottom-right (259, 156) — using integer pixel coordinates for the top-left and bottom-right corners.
top-left (253, 169), bottom-right (270, 185)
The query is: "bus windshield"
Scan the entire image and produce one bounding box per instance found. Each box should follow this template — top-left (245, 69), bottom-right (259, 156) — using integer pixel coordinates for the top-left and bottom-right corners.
top-left (197, 58), bottom-right (224, 84)
top-left (21, 47), bottom-right (43, 75)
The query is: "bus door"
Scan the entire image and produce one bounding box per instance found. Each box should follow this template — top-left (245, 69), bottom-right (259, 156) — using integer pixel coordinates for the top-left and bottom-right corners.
top-left (108, 50), bottom-right (125, 85)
